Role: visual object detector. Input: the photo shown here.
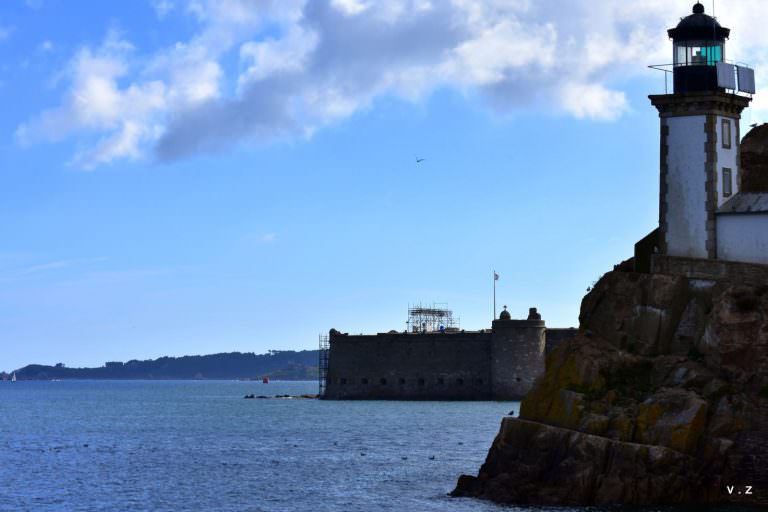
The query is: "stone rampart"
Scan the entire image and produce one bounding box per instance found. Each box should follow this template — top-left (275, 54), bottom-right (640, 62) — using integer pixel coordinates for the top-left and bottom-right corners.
top-left (325, 331), bottom-right (493, 400)
top-left (652, 254), bottom-right (768, 283)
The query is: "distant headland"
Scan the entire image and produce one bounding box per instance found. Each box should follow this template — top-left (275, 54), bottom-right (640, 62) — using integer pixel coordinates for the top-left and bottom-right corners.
top-left (2, 350), bottom-right (319, 381)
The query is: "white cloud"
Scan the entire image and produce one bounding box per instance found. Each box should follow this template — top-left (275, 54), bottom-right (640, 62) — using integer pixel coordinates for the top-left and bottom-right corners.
top-left (146, 41), bottom-right (221, 108)
top-left (151, 0), bottom-right (175, 19)
top-left (19, 257), bottom-right (107, 275)
top-left (21, 0), bottom-right (768, 168)
top-left (331, 0), bottom-right (371, 16)
top-left (239, 26), bottom-right (318, 87)
top-left (0, 27), bottom-right (13, 42)
top-left (71, 121), bottom-right (148, 169)
top-left (446, 20), bottom-right (557, 86)
top-left (560, 82), bottom-right (628, 121)
top-left (16, 30), bottom-right (167, 168)
top-left (39, 40), bottom-right (54, 52)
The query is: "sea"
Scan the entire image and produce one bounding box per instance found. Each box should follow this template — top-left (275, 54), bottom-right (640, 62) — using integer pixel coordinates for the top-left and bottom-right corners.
top-left (1, 380), bottom-right (584, 512)
top-left (2, 381), bottom-right (757, 512)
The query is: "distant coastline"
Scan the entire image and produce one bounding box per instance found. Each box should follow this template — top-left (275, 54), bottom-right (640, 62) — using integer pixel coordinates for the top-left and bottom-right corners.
top-left (2, 350), bottom-right (319, 381)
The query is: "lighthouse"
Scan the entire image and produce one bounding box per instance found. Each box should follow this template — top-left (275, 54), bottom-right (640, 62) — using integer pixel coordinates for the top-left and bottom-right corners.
top-left (649, 2), bottom-right (762, 262)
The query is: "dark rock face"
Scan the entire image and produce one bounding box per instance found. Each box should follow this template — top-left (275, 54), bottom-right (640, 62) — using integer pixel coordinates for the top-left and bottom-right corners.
top-left (455, 419), bottom-right (697, 506)
top-left (741, 124), bottom-right (768, 193)
top-left (453, 269), bottom-right (768, 507)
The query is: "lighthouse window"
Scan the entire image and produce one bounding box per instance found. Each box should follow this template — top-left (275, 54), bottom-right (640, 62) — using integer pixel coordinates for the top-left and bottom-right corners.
top-left (723, 168), bottom-right (733, 197)
top-left (722, 119), bottom-right (732, 149)
top-left (674, 42), bottom-right (723, 67)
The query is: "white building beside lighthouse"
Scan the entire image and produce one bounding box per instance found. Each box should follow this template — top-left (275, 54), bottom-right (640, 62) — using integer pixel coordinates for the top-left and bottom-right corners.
top-left (646, 2), bottom-right (768, 266)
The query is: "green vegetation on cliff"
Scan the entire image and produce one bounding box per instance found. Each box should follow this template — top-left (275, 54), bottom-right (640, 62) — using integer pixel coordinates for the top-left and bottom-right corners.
top-left (9, 350), bottom-right (319, 381)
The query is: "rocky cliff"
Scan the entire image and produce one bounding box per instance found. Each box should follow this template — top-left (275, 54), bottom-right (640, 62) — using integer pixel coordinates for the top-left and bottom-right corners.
top-left (453, 265), bottom-right (768, 507)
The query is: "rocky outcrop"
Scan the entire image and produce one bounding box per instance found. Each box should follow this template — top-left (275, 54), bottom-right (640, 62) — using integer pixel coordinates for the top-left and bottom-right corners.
top-left (453, 267), bottom-right (768, 507)
top-left (740, 124), bottom-right (768, 193)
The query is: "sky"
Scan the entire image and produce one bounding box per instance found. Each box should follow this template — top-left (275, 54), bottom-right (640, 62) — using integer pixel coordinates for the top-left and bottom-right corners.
top-left (2, 0), bottom-right (768, 371)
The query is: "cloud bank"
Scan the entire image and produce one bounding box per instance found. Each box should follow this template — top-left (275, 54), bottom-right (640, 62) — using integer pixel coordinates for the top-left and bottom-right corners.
top-left (16, 0), bottom-right (768, 169)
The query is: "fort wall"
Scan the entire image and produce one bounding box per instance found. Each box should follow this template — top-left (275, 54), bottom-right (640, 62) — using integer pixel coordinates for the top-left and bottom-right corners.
top-left (325, 331), bottom-right (493, 400)
top-left (545, 328), bottom-right (579, 355)
top-left (324, 319), bottom-right (578, 401)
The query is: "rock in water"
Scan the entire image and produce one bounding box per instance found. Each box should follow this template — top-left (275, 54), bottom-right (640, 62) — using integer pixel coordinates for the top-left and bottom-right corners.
top-left (453, 267), bottom-right (768, 508)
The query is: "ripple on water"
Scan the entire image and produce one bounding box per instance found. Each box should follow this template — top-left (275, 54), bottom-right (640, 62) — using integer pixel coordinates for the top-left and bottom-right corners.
top-left (0, 381), bottom-right (574, 512)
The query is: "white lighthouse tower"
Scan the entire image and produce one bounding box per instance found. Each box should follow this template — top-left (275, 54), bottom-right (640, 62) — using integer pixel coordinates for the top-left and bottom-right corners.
top-left (649, 2), bottom-right (761, 262)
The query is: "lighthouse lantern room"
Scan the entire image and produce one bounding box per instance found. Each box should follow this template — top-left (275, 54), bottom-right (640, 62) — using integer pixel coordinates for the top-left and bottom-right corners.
top-left (669, 2), bottom-right (729, 93)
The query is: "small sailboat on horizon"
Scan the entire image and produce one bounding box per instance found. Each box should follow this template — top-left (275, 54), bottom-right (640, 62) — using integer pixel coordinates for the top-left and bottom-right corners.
top-left (11, 372), bottom-right (16, 382)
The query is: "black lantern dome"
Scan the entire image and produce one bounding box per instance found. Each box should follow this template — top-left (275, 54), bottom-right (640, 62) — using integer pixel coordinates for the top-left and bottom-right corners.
top-left (668, 3), bottom-right (730, 93)
top-left (669, 3), bottom-right (730, 41)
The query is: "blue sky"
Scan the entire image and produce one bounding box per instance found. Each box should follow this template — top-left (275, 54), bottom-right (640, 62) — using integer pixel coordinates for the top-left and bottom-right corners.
top-left (1, 0), bottom-right (766, 370)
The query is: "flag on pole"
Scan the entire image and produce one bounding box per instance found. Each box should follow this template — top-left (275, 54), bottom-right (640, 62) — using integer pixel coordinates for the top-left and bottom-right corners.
top-left (494, 272), bottom-right (499, 281)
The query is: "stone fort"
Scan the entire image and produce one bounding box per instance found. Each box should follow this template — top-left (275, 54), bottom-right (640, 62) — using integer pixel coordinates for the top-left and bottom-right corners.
top-left (322, 305), bottom-right (576, 400)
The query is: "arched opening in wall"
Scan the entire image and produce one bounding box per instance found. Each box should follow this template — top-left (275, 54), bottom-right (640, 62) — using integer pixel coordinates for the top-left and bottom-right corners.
top-left (361, 378), bottom-right (369, 385)
top-left (515, 377), bottom-right (522, 382)
top-left (380, 378), bottom-right (387, 385)
top-left (418, 378), bottom-right (425, 387)
top-left (437, 377), bottom-right (445, 385)
top-left (475, 378), bottom-right (483, 385)
top-left (398, 378), bottom-right (405, 385)
top-left (457, 378), bottom-right (464, 386)
top-left (340, 378), bottom-right (347, 385)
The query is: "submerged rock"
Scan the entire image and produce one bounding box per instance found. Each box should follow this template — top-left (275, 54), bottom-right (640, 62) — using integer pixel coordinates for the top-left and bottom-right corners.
top-left (454, 268), bottom-right (768, 508)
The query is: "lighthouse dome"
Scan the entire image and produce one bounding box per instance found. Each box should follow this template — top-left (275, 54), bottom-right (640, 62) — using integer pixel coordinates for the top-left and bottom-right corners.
top-left (668, 3), bottom-right (730, 41)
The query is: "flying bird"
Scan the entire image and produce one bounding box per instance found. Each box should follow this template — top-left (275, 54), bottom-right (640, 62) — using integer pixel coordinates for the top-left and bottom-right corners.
top-left (750, 123), bottom-right (758, 128)
top-left (416, 157), bottom-right (425, 163)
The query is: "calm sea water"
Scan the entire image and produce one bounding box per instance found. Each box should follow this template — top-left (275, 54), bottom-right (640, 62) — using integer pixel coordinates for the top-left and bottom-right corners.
top-left (0, 380), bottom-right (578, 512)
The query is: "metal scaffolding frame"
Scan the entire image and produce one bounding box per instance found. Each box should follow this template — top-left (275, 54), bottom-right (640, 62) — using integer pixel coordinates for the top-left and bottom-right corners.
top-left (406, 303), bottom-right (460, 333)
top-left (318, 334), bottom-right (329, 397)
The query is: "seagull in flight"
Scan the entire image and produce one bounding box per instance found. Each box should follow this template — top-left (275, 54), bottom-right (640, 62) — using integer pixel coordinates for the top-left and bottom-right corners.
top-left (750, 123), bottom-right (758, 128)
top-left (416, 157), bottom-right (425, 164)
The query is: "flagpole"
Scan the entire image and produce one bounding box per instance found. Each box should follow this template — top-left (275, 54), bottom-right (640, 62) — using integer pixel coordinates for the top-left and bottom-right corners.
top-left (493, 270), bottom-right (496, 321)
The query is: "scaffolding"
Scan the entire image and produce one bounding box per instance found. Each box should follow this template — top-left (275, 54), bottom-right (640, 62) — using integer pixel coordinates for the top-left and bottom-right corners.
top-left (406, 303), bottom-right (460, 333)
top-left (318, 333), bottom-right (329, 397)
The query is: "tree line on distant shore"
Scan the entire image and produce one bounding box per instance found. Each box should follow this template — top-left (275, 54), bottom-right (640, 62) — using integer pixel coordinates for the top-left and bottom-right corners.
top-left (5, 350), bottom-right (320, 381)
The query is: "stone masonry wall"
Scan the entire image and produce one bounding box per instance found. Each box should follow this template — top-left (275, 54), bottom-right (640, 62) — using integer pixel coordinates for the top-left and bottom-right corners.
top-left (652, 254), bottom-right (768, 284)
top-left (324, 323), bottom-right (576, 400)
top-left (325, 331), bottom-right (493, 400)
top-left (491, 319), bottom-right (546, 400)
top-left (545, 328), bottom-right (579, 355)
